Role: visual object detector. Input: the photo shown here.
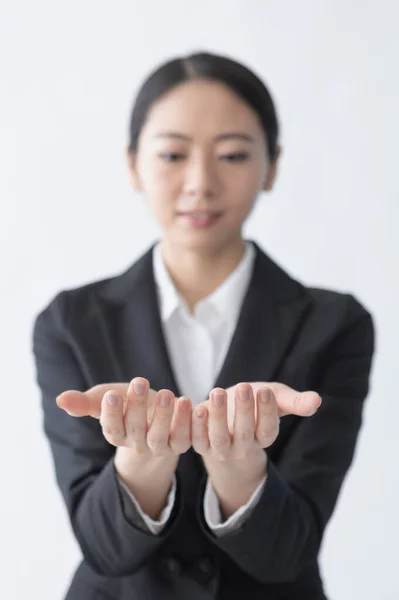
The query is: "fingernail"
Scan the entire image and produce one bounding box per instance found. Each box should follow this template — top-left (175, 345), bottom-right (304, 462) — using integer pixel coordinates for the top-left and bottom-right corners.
top-left (238, 385), bottom-right (250, 402)
top-left (107, 394), bottom-right (119, 407)
top-left (179, 397), bottom-right (190, 411)
top-left (133, 380), bottom-right (146, 395)
top-left (260, 389), bottom-right (272, 404)
top-left (213, 391), bottom-right (224, 407)
top-left (160, 392), bottom-right (171, 408)
top-left (308, 397), bottom-right (322, 416)
top-left (196, 407), bottom-right (206, 419)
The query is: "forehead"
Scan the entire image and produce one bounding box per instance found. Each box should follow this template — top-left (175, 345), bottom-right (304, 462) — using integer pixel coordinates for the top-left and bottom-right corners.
top-left (142, 79), bottom-right (263, 137)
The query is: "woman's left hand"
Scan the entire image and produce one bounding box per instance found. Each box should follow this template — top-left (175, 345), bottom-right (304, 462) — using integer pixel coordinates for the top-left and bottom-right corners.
top-left (192, 382), bottom-right (321, 462)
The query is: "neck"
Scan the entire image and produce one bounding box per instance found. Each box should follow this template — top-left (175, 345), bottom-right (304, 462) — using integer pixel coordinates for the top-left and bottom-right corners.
top-left (160, 236), bottom-right (247, 312)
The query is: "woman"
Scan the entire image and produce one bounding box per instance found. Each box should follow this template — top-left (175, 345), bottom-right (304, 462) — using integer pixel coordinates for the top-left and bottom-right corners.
top-left (32, 51), bottom-right (375, 600)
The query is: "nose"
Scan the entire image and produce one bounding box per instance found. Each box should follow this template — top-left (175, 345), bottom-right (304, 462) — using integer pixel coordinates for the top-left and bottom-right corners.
top-left (183, 156), bottom-right (218, 200)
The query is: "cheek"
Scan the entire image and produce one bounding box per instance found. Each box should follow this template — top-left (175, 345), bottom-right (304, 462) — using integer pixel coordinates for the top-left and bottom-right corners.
top-left (242, 163), bottom-right (266, 191)
top-left (225, 161), bottom-right (265, 193)
top-left (225, 168), bottom-right (263, 212)
top-left (145, 162), bottom-right (180, 196)
top-left (141, 164), bottom-right (180, 225)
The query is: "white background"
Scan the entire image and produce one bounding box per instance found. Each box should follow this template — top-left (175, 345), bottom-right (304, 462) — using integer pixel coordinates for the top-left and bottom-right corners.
top-left (1, 1), bottom-right (397, 598)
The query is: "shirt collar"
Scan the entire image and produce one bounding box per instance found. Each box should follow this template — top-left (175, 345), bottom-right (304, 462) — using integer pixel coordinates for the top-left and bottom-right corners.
top-left (153, 241), bottom-right (256, 324)
top-left (152, 243), bottom-right (181, 322)
top-left (203, 242), bottom-right (255, 324)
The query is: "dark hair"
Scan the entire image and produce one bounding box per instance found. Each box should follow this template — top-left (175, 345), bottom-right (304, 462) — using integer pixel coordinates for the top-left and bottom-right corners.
top-left (128, 51), bottom-right (279, 162)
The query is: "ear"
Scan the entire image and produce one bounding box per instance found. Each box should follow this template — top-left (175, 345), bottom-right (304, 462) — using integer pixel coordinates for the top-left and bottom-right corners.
top-left (262, 145), bottom-right (282, 191)
top-left (125, 144), bottom-right (142, 191)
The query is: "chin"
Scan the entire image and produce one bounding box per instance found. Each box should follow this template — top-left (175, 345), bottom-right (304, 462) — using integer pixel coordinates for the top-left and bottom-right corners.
top-left (169, 229), bottom-right (239, 254)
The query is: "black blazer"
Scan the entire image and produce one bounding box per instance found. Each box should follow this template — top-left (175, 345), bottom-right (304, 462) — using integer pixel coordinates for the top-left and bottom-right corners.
top-left (32, 241), bottom-right (375, 600)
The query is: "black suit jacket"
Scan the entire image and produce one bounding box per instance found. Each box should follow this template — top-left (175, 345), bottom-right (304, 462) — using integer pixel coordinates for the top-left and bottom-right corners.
top-left (32, 241), bottom-right (375, 600)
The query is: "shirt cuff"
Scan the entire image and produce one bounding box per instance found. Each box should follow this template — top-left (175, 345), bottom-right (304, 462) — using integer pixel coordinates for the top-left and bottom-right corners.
top-left (116, 474), bottom-right (177, 535)
top-left (203, 474), bottom-right (267, 536)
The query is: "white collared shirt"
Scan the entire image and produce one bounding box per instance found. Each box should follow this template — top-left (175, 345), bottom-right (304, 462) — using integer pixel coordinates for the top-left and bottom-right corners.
top-left (153, 240), bottom-right (255, 405)
top-left (118, 240), bottom-right (267, 534)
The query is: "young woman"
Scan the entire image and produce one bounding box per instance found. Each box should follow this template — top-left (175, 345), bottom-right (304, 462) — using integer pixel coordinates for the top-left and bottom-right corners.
top-left (33, 51), bottom-right (375, 600)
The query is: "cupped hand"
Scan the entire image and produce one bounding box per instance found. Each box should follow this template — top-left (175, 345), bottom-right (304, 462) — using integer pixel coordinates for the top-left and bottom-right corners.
top-left (57, 378), bottom-right (192, 458)
top-left (191, 382), bottom-right (321, 461)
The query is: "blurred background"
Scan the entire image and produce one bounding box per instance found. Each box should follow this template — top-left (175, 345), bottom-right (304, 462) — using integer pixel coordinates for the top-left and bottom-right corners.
top-left (0, 1), bottom-right (397, 598)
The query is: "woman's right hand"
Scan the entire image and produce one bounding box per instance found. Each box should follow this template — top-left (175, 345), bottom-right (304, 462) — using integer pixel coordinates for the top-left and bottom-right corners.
top-left (58, 378), bottom-right (191, 519)
top-left (57, 377), bottom-right (192, 459)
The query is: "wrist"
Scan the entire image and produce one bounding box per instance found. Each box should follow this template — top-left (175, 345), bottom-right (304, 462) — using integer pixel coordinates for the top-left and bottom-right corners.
top-left (204, 451), bottom-right (267, 519)
top-left (114, 447), bottom-right (178, 520)
top-left (204, 448), bottom-right (267, 482)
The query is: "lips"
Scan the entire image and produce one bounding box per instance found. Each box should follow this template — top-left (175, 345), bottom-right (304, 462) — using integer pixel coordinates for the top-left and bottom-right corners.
top-left (177, 211), bottom-right (222, 228)
top-left (177, 211), bottom-right (221, 217)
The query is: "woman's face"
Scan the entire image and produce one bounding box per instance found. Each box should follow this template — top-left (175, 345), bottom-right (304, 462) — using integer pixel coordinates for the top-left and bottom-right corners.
top-left (126, 79), bottom-right (279, 253)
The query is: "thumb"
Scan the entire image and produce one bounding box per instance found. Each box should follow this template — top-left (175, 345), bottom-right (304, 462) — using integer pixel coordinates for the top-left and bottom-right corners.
top-left (268, 383), bottom-right (322, 417)
top-left (56, 382), bottom-right (130, 418)
top-left (249, 382), bottom-right (321, 417)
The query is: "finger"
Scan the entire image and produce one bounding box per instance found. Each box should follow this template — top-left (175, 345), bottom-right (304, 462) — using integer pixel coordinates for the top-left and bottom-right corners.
top-left (56, 383), bottom-right (130, 418)
top-left (250, 382), bottom-right (322, 417)
top-left (289, 391), bottom-right (322, 417)
top-left (145, 389), bottom-right (159, 426)
top-left (169, 397), bottom-right (192, 454)
top-left (191, 404), bottom-right (210, 455)
top-left (255, 388), bottom-right (280, 448)
top-left (208, 389), bottom-right (231, 460)
top-left (100, 391), bottom-right (126, 446)
top-left (232, 383), bottom-right (255, 457)
top-left (275, 388), bottom-right (321, 417)
top-left (147, 390), bottom-right (175, 456)
top-left (124, 378), bottom-right (150, 455)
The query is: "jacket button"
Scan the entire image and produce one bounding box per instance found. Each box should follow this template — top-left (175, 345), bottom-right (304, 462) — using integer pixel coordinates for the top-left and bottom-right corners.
top-left (192, 556), bottom-right (215, 582)
top-left (160, 556), bottom-right (183, 578)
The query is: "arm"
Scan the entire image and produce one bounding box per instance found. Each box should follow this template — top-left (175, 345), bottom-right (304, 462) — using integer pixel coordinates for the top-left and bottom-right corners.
top-left (115, 448), bottom-right (178, 533)
top-left (198, 297), bottom-right (375, 584)
top-left (32, 293), bottom-right (183, 577)
top-left (203, 474), bottom-right (267, 534)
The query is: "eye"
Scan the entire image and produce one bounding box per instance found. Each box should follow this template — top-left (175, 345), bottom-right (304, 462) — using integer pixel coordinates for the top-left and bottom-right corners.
top-left (158, 152), bottom-right (185, 162)
top-left (220, 152), bottom-right (249, 162)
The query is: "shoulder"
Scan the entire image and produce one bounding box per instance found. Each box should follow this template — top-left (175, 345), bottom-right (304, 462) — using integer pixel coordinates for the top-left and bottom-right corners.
top-left (32, 245), bottom-right (155, 336)
top-left (253, 240), bottom-right (373, 326)
top-left (33, 278), bottom-right (111, 334)
top-left (252, 242), bottom-right (374, 352)
top-left (298, 285), bottom-right (375, 372)
top-left (305, 285), bottom-right (373, 324)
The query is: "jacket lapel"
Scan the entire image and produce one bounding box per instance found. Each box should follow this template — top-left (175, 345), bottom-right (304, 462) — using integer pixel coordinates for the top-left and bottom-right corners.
top-left (213, 242), bottom-right (312, 391)
top-left (94, 244), bottom-right (182, 397)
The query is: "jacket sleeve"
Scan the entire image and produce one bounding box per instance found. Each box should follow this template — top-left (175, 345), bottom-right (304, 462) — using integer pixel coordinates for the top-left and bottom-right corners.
top-left (117, 474), bottom-right (177, 534)
top-left (32, 293), bottom-right (183, 577)
top-left (198, 295), bottom-right (375, 584)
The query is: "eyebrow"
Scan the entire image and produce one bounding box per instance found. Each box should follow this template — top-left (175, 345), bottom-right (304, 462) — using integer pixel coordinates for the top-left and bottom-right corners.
top-left (153, 132), bottom-right (255, 143)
